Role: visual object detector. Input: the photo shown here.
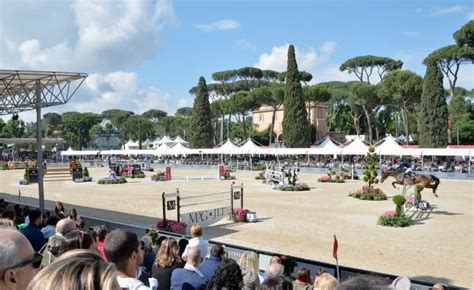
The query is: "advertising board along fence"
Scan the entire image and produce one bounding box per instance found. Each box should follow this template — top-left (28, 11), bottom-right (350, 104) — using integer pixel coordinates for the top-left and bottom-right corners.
top-left (161, 183), bottom-right (244, 227)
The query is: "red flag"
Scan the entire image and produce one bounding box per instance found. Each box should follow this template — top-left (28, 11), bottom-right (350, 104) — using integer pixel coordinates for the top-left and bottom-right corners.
top-left (333, 235), bottom-right (338, 260)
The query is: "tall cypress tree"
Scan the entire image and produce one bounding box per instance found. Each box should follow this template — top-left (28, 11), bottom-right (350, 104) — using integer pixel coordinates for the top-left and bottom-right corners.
top-left (282, 45), bottom-right (310, 147)
top-left (418, 62), bottom-right (448, 147)
top-left (189, 77), bottom-right (213, 148)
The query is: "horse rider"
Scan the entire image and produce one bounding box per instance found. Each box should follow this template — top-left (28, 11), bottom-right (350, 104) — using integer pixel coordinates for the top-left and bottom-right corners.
top-left (397, 159), bottom-right (415, 181)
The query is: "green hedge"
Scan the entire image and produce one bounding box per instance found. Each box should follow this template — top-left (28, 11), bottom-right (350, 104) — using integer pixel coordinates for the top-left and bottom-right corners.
top-left (97, 178), bottom-right (128, 185)
top-left (378, 215), bottom-right (411, 227)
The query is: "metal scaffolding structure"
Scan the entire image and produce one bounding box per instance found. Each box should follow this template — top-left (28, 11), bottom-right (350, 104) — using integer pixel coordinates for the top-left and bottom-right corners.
top-left (0, 70), bottom-right (87, 210)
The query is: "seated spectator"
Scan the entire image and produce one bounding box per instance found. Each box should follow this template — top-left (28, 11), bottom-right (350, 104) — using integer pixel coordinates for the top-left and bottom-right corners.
top-left (314, 272), bottom-right (337, 290)
top-left (54, 201), bottom-right (65, 218)
top-left (199, 245), bottom-right (225, 281)
top-left (27, 249), bottom-right (120, 290)
top-left (96, 225), bottom-right (109, 261)
top-left (206, 258), bottom-right (243, 290)
top-left (63, 230), bottom-right (96, 252)
top-left (141, 235), bottom-right (156, 275)
top-left (41, 216), bottom-right (60, 239)
top-left (0, 228), bottom-right (41, 290)
top-left (261, 276), bottom-right (293, 290)
top-left (68, 208), bottom-right (77, 221)
top-left (171, 246), bottom-right (206, 290)
top-left (239, 251), bottom-right (260, 290)
top-left (152, 238), bottom-right (184, 290)
top-left (178, 238), bottom-right (188, 257)
top-left (293, 267), bottom-right (313, 290)
top-left (336, 275), bottom-right (391, 290)
top-left (21, 209), bottom-right (46, 252)
top-left (182, 224), bottom-right (209, 261)
top-left (105, 229), bottom-right (150, 289)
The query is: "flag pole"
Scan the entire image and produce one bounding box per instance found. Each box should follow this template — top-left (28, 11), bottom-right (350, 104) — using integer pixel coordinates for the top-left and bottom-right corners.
top-left (333, 234), bottom-right (340, 282)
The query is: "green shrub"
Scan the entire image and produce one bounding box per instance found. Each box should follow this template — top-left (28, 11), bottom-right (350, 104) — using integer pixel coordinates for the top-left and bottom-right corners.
top-left (378, 215), bottom-right (411, 227)
top-left (393, 195), bottom-right (406, 216)
top-left (1, 163), bottom-right (8, 170)
top-left (415, 185), bottom-right (424, 203)
top-left (97, 178), bottom-right (127, 185)
top-left (252, 164), bottom-right (266, 171)
top-left (83, 167), bottom-right (89, 177)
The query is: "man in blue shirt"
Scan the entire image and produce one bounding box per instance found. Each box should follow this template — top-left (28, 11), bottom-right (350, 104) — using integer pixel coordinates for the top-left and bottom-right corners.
top-left (199, 245), bottom-right (225, 282)
top-left (171, 247), bottom-right (206, 290)
top-left (21, 209), bottom-right (46, 252)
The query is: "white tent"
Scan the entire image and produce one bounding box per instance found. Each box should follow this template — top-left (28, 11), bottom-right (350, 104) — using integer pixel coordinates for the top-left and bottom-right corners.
top-left (61, 148), bottom-right (99, 156)
top-left (166, 142), bottom-right (191, 156)
top-left (308, 137), bottom-right (341, 155)
top-left (124, 140), bottom-right (136, 150)
top-left (142, 139), bottom-right (152, 148)
top-left (173, 136), bottom-right (188, 145)
top-left (218, 139), bottom-right (241, 155)
top-left (238, 139), bottom-right (265, 155)
top-left (376, 135), bottom-right (404, 156)
top-left (341, 138), bottom-right (370, 155)
top-left (155, 143), bottom-right (174, 155)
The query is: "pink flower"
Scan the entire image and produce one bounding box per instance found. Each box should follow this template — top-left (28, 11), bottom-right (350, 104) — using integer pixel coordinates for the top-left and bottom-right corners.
top-left (321, 175), bottom-right (330, 181)
top-left (406, 196), bottom-right (414, 204)
top-left (384, 210), bottom-right (396, 217)
top-left (356, 189), bottom-right (364, 194)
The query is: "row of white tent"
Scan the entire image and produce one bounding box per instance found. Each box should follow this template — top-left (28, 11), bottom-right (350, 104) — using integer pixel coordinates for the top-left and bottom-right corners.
top-left (61, 135), bottom-right (472, 158)
top-left (124, 136), bottom-right (188, 150)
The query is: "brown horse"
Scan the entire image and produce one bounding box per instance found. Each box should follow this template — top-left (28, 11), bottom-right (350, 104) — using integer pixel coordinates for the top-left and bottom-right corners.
top-left (380, 170), bottom-right (440, 197)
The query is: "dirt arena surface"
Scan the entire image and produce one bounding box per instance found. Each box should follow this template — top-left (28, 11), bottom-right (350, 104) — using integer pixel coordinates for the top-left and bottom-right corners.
top-left (1, 167), bottom-right (473, 287)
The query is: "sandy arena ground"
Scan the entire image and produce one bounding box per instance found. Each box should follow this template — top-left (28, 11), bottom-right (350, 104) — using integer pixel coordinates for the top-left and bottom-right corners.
top-left (1, 167), bottom-right (473, 287)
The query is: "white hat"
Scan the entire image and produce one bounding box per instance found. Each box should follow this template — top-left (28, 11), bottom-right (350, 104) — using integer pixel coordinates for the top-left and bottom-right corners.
top-left (391, 276), bottom-right (411, 290)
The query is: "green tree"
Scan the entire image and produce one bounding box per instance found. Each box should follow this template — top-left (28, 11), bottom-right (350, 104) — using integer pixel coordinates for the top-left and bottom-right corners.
top-left (62, 112), bottom-right (102, 149)
top-left (175, 107), bottom-right (193, 118)
top-left (303, 84), bottom-right (332, 126)
top-left (0, 119), bottom-right (25, 138)
top-left (142, 109), bottom-right (167, 123)
top-left (423, 45), bottom-right (474, 97)
top-left (101, 109), bottom-right (134, 130)
top-left (42, 112), bottom-right (62, 137)
top-left (454, 20), bottom-right (474, 47)
top-left (123, 116), bottom-right (155, 149)
top-left (340, 55), bottom-right (403, 84)
top-left (189, 77), bottom-right (213, 148)
top-left (228, 91), bottom-right (258, 139)
top-left (282, 45), bottom-right (310, 147)
top-left (449, 96), bottom-right (474, 144)
top-left (418, 62), bottom-right (449, 147)
top-left (380, 70), bottom-right (423, 144)
top-left (350, 82), bottom-right (381, 143)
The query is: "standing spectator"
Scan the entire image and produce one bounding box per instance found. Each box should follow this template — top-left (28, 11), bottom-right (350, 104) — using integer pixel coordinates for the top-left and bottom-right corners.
top-left (152, 238), bottom-right (184, 290)
top-left (105, 229), bottom-right (149, 289)
top-left (261, 277), bottom-right (293, 290)
top-left (293, 267), bottom-right (313, 290)
top-left (141, 235), bottom-right (156, 275)
top-left (54, 201), bottom-right (65, 218)
top-left (182, 224), bottom-right (209, 261)
top-left (261, 256), bottom-right (282, 281)
top-left (206, 258), bottom-right (243, 290)
top-left (27, 250), bottom-right (120, 290)
top-left (0, 218), bottom-right (14, 228)
top-left (21, 209), bottom-right (46, 252)
top-left (266, 262), bottom-right (284, 280)
top-left (2, 209), bottom-right (15, 223)
top-left (0, 228), bottom-right (41, 290)
top-left (199, 245), bottom-right (225, 282)
top-left (41, 215), bottom-right (60, 239)
top-left (96, 225), bottom-right (109, 260)
top-left (171, 247), bottom-right (206, 290)
top-left (40, 218), bottom-right (77, 267)
top-left (68, 208), bottom-right (77, 221)
top-left (240, 251), bottom-right (261, 290)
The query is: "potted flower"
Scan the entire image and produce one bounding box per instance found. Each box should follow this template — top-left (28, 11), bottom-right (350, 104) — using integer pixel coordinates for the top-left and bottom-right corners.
top-left (232, 208), bottom-right (248, 222)
top-left (156, 219), bottom-right (187, 234)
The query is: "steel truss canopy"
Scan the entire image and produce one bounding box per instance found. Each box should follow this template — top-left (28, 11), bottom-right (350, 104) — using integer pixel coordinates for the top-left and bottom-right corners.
top-left (0, 70), bottom-right (87, 115)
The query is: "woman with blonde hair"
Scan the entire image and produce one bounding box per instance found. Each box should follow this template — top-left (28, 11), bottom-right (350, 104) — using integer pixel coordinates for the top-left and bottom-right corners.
top-left (152, 238), bottom-right (184, 290)
top-left (314, 272), bottom-right (338, 290)
top-left (239, 250), bottom-right (260, 290)
top-left (27, 249), bottom-right (120, 290)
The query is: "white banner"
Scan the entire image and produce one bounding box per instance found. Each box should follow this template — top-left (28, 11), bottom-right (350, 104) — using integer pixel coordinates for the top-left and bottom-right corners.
top-left (180, 206), bottom-right (231, 227)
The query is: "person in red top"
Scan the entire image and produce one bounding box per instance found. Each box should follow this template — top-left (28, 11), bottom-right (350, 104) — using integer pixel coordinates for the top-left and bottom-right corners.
top-left (96, 226), bottom-right (109, 261)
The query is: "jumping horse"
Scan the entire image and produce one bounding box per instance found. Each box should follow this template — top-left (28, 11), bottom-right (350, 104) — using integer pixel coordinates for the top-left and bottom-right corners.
top-left (380, 169), bottom-right (440, 197)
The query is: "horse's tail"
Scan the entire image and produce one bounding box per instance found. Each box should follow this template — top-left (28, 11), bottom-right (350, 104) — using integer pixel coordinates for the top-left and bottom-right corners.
top-left (430, 175), bottom-right (440, 193)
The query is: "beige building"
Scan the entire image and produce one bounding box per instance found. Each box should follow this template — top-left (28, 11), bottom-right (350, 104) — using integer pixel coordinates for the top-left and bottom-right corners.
top-left (252, 103), bottom-right (328, 141)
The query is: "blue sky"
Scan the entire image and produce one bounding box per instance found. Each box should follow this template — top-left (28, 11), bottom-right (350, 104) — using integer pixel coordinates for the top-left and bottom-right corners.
top-left (0, 0), bottom-right (473, 121)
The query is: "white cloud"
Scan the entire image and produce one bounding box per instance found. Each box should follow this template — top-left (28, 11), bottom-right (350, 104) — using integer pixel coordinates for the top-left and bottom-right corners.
top-left (254, 42), bottom-right (336, 72)
top-left (178, 98), bottom-right (193, 109)
top-left (314, 64), bottom-right (360, 84)
top-left (430, 5), bottom-right (466, 16)
top-left (0, 0), bottom-right (176, 72)
top-left (467, 11), bottom-right (474, 20)
top-left (194, 19), bottom-right (240, 32)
